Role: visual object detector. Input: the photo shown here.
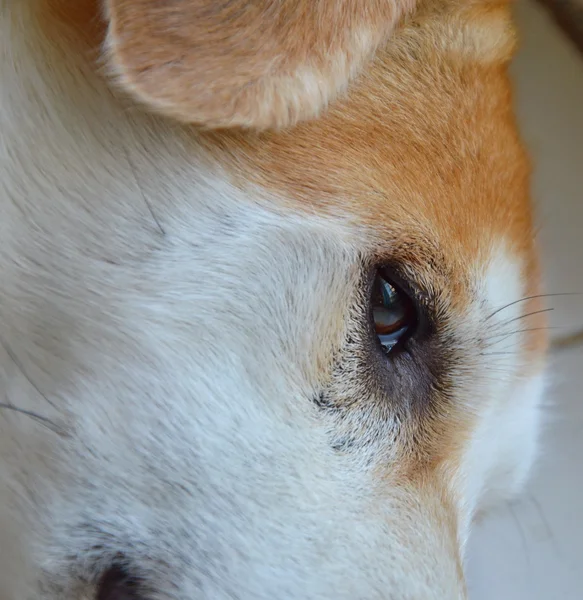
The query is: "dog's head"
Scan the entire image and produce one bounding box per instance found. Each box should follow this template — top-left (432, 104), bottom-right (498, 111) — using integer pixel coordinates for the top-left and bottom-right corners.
top-left (1, 0), bottom-right (548, 598)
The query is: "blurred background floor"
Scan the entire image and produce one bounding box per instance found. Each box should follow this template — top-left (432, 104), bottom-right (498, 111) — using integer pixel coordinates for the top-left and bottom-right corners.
top-left (466, 1), bottom-right (583, 598)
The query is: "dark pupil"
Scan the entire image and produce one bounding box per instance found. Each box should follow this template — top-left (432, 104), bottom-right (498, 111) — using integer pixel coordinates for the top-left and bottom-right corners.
top-left (372, 275), bottom-right (409, 351)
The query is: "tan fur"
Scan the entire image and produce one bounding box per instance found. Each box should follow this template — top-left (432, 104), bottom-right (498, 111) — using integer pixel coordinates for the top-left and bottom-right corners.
top-left (104, 0), bottom-right (417, 129)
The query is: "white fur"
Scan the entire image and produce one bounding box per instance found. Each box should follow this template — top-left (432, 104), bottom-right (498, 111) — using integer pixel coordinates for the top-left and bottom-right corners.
top-left (453, 248), bottom-right (546, 547)
top-left (0, 3), bottom-right (544, 599)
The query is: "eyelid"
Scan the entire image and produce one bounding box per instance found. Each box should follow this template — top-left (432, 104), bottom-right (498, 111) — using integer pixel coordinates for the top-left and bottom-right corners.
top-left (377, 265), bottom-right (418, 301)
top-left (378, 264), bottom-right (430, 319)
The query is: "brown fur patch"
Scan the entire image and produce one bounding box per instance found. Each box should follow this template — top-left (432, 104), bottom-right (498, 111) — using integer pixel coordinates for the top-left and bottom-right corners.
top-left (103, 0), bottom-right (417, 129)
top-left (42, 0), bottom-right (106, 52)
top-left (198, 1), bottom-right (534, 303)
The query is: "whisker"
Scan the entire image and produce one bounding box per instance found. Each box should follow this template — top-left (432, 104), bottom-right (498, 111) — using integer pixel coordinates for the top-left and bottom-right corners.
top-left (497, 307), bottom-right (555, 328)
top-left (480, 351), bottom-right (520, 356)
top-left (0, 403), bottom-right (64, 435)
top-left (486, 293), bottom-right (577, 321)
top-left (122, 146), bottom-right (166, 236)
top-left (0, 336), bottom-right (56, 408)
top-left (487, 326), bottom-right (559, 340)
top-left (484, 343), bottom-right (523, 354)
top-left (482, 326), bottom-right (560, 351)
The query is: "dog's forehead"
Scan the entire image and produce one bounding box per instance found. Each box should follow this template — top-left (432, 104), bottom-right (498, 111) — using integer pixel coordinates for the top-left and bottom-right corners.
top-left (200, 3), bottom-right (533, 291)
top-left (44, 0), bottom-right (535, 285)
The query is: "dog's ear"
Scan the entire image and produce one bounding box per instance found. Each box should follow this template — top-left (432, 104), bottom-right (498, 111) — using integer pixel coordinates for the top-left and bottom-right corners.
top-left (103, 0), bottom-right (416, 130)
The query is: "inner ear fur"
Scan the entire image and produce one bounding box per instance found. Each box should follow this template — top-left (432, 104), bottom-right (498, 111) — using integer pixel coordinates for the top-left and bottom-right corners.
top-left (103, 0), bottom-right (417, 130)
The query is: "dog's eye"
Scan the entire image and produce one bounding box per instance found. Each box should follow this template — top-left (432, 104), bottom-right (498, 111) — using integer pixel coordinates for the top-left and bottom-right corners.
top-left (371, 270), bottom-right (415, 353)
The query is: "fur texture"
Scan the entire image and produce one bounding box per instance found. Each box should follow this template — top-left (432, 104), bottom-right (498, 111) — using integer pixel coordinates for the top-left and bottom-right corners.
top-left (0, 0), bottom-right (547, 598)
top-left (103, 0), bottom-right (417, 129)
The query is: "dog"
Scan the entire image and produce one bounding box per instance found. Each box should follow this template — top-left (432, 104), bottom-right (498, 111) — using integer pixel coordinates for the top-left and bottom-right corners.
top-left (0, 0), bottom-right (549, 598)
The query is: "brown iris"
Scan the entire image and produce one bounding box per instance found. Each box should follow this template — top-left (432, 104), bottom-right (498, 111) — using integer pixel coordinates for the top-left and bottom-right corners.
top-left (371, 271), bottom-right (414, 353)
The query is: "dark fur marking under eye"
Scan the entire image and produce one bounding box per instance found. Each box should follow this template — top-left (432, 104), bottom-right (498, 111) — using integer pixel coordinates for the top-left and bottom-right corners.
top-left (96, 565), bottom-right (142, 600)
top-left (314, 263), bottom-right (459, 457)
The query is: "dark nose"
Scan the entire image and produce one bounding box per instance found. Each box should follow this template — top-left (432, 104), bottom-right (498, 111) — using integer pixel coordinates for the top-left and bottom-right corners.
top-left (96, 565), bottom-right (142, 600)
